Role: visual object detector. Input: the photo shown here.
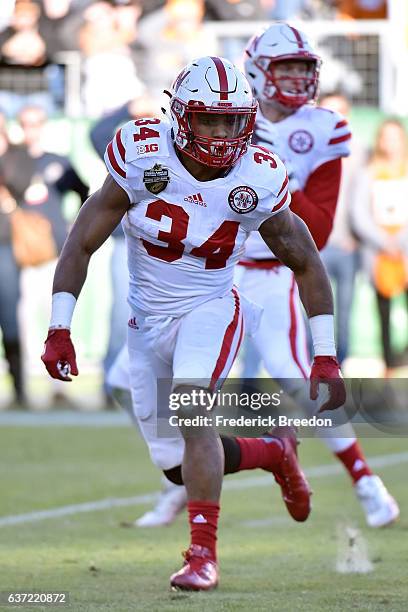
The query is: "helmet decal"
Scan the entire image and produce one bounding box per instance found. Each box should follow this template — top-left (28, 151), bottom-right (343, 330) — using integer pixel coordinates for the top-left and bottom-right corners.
top-left (210, 56), bottom-right (230, 100)
top-left (287, 25), bottom-right (305, 49)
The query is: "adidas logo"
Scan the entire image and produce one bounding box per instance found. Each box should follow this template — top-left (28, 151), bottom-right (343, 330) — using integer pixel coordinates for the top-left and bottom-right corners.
top-left (184, 193), bottom-right (206, 207)
top-left (192, 513), bottom-right (207, 524)
top-left (352, 459), bottom-right (365, 472)
top-left (128, 317), bottom-right (139, 330)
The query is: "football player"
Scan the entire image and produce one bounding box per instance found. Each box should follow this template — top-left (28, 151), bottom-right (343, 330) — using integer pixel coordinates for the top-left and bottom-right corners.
top-left (240, 23), bottom-right (399, 528)
top-left (42, 56), bottom-right (345, 591)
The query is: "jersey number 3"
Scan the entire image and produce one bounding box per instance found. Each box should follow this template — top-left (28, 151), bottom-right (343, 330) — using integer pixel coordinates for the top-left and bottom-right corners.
top-left (142, 200), bottom-right (239, 269)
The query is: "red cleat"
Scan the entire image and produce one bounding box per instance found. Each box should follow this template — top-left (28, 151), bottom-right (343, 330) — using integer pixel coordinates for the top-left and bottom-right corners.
top-left (265, 426), bottom-right (312, 522)
top-left (170, 544), bottom-right (218, 591)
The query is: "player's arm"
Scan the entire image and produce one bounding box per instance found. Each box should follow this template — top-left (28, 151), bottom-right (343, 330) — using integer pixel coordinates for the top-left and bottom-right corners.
top-left (42, 174), bottom-right (130, 381)
top-left (289, 158), bottom-right (341, 251)
top-left (260, 208), bottom-right (332, 315)
top-left (259, 208), bottom-right (346, 411)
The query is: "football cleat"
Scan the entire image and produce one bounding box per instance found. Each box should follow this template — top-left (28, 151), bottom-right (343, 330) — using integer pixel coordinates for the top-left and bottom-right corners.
top-left (170, 544), bottom-right (218, 591)
top-left (354, 475), bottom-right (400, 528)
top-left (135, 482), bottom-right (187, 527)
top-left (265, 426), bottom-right (312, 522)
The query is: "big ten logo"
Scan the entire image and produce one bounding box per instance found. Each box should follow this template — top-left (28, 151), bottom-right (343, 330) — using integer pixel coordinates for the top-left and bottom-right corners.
top-left (136, 143), bottom-right (159, 155)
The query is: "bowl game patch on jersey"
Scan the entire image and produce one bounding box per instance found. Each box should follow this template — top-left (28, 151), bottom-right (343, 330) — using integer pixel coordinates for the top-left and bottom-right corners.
top-left (143, 164), bottom-right (170, 194)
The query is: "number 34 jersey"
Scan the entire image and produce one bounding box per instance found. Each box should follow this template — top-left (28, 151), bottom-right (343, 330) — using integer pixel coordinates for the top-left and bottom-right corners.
top-left (104, 118), bottom-right (290, 316)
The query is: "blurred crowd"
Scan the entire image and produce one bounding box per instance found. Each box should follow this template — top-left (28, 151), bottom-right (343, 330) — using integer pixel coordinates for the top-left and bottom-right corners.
top-left (0, 0), bottom-right (389, 118)
top-left (1, 0), bottom-right (405, 411)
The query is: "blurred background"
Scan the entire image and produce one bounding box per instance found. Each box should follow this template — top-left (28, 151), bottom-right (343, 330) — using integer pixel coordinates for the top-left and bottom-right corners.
top-left (0, 0), bottom-right (407, 411)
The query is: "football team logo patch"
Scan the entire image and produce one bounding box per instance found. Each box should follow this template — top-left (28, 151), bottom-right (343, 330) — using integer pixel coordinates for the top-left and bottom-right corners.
top-left (228, 186), bottom-right (258, 214)
top-left (289, 130), bottom-right (314, 154)
top-left (143, 163), bottom-right (170, 194)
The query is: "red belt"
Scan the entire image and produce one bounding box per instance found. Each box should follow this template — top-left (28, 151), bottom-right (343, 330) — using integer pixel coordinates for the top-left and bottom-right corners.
top-left (238, 259), bottom-right (282, 270)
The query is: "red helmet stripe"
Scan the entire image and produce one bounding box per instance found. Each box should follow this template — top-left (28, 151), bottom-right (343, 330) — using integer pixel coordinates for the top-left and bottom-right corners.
top-left (288, 26), bottom-right (304, 49)
top-left (211, 56), bottom-right (229, 100)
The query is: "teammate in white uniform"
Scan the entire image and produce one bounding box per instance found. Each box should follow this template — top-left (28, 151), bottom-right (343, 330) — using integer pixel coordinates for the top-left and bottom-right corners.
top-left (240, 23), bottom-right (399, 528)
top-left (42, 56), bottom-right (345, 591)
top-left (106, 344), bottom-right (188, 527)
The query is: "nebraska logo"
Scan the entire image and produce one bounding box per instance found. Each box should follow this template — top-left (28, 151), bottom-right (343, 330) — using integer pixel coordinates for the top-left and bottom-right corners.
top-left (289, 130), bottom-right (314, 154)
top-left (184, 193), bottom-right (206, 207)
top-left (228, 186), bottom-right (258, 214)
top-left (173, 68), bottom-right (190, 93)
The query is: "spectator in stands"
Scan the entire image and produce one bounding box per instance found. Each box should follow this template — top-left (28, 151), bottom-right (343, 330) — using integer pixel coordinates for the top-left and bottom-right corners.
top-left (0, 104), bottom-right (89, 406)
top-left (137, 0), bottom-right (215, 96)
top-left (205, 0), bottom-right (265, 20)
top-left (39, 0), bottom-right (93, 56)
top-left (90, 93), bottom-right (161, 407)
top-left (336, 0), bottom-right (387, 19)
top-left (0, 0), bottom-right (55, 116)
top-left (0, 110), bottom-right (27, 409)
top-left (0, 1), bottom-right (16, 33)
top-left (37, 0), bottom-right (94, 110)
top-left (78, 0), bottom-right (144, 117)
top-left (319, 91), bottom-right (366, 365)
top-left (260, 0), bottom-right (313, 20)
top-left (350, 118), bottom-right (408, 373)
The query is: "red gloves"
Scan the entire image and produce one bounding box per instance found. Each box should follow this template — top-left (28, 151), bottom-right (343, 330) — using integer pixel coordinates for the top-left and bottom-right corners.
top-left (41, 328), bottom-right (78, 381)
top-left (310, 356), bottom-right (346, 412)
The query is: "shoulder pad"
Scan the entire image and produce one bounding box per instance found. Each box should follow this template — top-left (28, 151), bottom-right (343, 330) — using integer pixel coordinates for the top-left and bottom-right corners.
top-left (104, 117), bottom-right (171, 202)
top-left (234, 146), bottom-right (290, 232)
top-left (242, 145), bottom-right (288, 198)
top-left (118, 117), bottom-right (172, 164)
top-left (313, 107), bottom-right (351, 160)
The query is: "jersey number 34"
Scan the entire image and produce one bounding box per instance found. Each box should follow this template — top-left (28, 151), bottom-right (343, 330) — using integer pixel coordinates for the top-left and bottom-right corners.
top-left (142, 200), bottom-right (239, 269)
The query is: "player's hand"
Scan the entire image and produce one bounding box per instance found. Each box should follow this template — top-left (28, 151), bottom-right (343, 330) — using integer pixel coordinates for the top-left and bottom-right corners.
top-left (41, 328), bottom-right (78, 381)
top-left (310, 356), bottom-right (346, 412)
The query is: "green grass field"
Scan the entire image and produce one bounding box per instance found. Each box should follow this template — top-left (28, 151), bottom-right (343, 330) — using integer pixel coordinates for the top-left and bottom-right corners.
top-left (0, 423), bottom-right (407, 612)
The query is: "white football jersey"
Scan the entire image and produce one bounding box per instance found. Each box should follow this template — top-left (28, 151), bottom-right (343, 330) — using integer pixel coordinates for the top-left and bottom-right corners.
top-left (244, 104), bottom-right (351, 260)
top-left (104, 118), bottom-right (290, 316)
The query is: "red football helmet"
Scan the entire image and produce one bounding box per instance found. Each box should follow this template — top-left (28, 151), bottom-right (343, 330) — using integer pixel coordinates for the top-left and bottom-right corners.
top-left (244, 23), bottom-right (321, 109)
top-left (169, 56), bottom-right (257, 168)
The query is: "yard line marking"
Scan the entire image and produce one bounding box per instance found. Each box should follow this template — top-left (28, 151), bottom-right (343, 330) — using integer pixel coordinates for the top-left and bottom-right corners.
top-left (1, 451), bottom-right (407, 528)
top-left (0, 411), bottom-right (130, 427)
top-left (0, 494), bottom-right (159, 527)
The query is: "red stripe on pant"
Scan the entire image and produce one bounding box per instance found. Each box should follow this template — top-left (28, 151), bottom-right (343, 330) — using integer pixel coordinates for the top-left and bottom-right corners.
top-left (289, 275), bottom-right (308, 379)
top-left (210, 289), bottom-right (241, 390)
